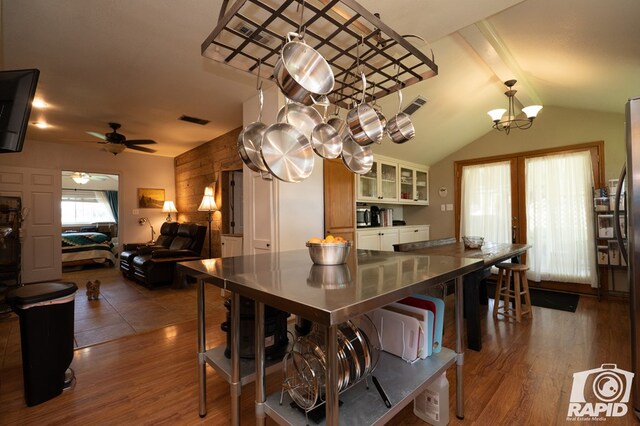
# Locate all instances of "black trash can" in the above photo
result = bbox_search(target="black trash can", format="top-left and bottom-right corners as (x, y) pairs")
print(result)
(6, 282), (78, 406)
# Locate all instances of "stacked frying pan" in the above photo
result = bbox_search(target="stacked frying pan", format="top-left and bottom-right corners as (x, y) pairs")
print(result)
(238, 32), (416, 183)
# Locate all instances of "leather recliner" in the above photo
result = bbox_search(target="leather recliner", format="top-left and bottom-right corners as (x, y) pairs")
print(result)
(131, 223), (207, 288)
(119, 222), (179, 278)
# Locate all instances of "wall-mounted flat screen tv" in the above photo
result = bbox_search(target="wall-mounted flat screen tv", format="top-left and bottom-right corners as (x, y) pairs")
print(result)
(0, 69), (40, 153)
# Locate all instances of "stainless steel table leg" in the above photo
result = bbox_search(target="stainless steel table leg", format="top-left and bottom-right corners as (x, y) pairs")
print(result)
(255, 301), (266, 426)
(231, 292), (241, 426)
(325, 324), (339, 425)
(455, 276), (465, 419)
(197, 278), (207, 417)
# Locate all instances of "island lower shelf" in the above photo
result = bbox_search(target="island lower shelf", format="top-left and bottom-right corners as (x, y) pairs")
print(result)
(265, 348), (456, 425)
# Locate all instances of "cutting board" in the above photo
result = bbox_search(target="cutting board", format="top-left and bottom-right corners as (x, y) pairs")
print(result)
(370, 308), (421, 363)
(400, 295), (445, 353)
(386, 302), (433, 358)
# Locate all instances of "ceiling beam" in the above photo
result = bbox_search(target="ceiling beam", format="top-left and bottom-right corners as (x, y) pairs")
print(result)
(459, 19), (541, 107)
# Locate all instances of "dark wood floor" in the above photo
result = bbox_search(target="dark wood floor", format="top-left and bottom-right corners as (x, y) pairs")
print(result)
(0, 276), (635, 425)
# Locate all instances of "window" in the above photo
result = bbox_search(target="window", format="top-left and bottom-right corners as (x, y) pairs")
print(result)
(61, 190), (116, 225)
(455, 142), (603, 289)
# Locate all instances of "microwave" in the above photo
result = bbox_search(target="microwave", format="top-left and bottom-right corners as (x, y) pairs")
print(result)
(356, 207), (371, 227)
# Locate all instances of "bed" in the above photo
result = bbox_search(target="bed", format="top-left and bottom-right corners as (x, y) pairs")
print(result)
(62, 231), (116, 267)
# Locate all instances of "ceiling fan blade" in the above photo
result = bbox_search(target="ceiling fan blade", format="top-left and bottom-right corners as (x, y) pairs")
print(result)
(127, 145), (157, 153)
(126, 139), (157, 145)
(86, 131), (107, 140)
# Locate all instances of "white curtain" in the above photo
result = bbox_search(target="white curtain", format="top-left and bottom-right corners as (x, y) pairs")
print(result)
(525, 151), (597, 286)
(461, 161), (512, 244)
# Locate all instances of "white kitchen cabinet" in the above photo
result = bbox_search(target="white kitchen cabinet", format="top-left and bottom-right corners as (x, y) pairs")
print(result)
(221, 235), (243, 257)
(357, 155), (428, 205)
(357, 227), (399, 251)
(356, 157), (398, 202)
(399, 225), (430, 244)
(399, 163), (429, 205)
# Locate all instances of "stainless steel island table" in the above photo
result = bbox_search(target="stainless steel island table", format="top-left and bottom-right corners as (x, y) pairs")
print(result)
(178, 249), (483, 425)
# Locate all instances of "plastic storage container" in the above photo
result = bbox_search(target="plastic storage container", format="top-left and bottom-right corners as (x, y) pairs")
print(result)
(6, 282), (78, 406)
(414, 372), (449, 425)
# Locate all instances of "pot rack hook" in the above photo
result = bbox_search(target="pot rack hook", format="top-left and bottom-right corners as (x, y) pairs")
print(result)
(255, 59), (263, 91)
(296, 0), (306, 38)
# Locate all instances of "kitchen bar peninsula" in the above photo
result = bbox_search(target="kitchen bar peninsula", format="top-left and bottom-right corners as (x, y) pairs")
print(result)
(178, 249), (483, 425)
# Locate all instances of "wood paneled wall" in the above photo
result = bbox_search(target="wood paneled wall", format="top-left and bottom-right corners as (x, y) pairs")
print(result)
(174, 127), (243, 258)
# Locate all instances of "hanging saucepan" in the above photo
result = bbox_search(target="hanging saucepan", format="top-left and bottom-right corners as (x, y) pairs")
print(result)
(346, 73), (384, 146)
(276, 99), (322, 142)
(261, 103), (314, 183)
(237, 87), (269, 173)
(386, 88), (415, 144)
(273, 32), (335, 106)
(341, 134), (373, 174)
(327, 89), (349, 140)
(311, 104), (342, 159)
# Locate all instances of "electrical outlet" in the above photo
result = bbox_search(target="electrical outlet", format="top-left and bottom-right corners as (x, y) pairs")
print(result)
(133, 209), (139, 215)
(446, 204), (453, 211)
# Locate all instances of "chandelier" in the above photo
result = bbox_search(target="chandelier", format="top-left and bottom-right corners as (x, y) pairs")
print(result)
(488, 80), (543, 134)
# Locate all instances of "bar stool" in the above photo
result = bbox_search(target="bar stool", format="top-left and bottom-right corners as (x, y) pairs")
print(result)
(493, 262), (533, 322)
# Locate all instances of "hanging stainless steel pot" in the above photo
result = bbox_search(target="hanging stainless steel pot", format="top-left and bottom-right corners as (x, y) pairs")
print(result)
(346, 73), (384, 146)
(273, 32), (335, 106)
(341, 134), (373, 174)
(276, 100), (322, 142)
(387, 89), (415, 144)
(237, 87), (269, 173)
(311, 104), (343, 159)
(260, 116), (314, 183)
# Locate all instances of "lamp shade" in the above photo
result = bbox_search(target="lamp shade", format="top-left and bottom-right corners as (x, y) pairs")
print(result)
(487, 108), (507, 122)
(162, 200), (178, 213)
(521, 105), (543, 119)
(198, 194), (218, 212)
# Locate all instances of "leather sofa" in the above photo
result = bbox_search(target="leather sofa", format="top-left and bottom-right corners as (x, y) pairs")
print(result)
(131, 223), (206, 288)
(119, 222), (179, 278)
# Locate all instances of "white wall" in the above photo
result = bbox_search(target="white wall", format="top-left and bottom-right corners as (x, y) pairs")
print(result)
(0, 138), (175, 246)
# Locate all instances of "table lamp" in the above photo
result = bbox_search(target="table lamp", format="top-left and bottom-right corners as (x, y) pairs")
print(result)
(162, 200), (178, 222)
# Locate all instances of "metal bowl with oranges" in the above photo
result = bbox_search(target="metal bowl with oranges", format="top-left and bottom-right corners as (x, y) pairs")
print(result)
(306, 235), (352, 265)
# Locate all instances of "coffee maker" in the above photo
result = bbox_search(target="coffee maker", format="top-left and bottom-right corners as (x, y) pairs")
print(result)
(370, 205), (381, 227)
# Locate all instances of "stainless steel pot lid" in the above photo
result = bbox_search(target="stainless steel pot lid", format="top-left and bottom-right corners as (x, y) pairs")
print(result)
(277, 102), (322, 142)
(341, 135), (373, 174)
(237, 122), (268, 173)
(261, 123), (314, 183)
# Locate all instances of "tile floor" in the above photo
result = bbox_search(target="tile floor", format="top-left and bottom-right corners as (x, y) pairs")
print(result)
(0, 264), (228, 367)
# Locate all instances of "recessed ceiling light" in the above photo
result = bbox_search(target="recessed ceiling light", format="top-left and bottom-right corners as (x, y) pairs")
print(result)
(32, 121), (50, 129)
(32, 98), (48, 108)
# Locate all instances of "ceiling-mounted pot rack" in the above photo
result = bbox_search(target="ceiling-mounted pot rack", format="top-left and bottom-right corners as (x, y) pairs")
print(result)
(201, 0), (438, 109)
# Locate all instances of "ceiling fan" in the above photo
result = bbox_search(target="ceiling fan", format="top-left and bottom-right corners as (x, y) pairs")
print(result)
(86, 122), (157, 155)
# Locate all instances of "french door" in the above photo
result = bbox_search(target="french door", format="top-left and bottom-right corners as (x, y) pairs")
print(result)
(454, 142), (603, 289)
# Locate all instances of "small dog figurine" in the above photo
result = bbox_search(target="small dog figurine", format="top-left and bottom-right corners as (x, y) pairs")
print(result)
(86, 280), (101, 300)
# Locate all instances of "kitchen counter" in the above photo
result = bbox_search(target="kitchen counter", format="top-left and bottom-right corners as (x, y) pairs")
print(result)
(178, 249), (483, 424)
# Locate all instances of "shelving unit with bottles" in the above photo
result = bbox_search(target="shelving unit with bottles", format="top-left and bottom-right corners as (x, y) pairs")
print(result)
(593, 181), (627, 297)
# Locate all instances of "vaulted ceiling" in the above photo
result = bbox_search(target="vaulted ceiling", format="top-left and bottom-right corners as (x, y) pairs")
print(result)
(3, 0), (640, 165)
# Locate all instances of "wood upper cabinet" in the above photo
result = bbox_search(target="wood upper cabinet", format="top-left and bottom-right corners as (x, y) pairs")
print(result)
(323, 159), (355, 243)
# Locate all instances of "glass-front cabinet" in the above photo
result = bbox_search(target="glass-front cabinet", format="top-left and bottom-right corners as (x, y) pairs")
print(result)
(400, 164), (429, 205)
(357, 159), (398, 202)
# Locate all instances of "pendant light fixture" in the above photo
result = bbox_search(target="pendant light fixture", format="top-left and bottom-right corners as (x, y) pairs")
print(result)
(488, 80), (543, 134)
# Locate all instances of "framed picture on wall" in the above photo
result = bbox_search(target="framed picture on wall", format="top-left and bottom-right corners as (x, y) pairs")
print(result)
(138, 188), (165, 208)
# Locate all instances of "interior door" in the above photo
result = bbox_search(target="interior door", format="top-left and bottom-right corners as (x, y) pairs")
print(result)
(0, 165), (61, 283)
